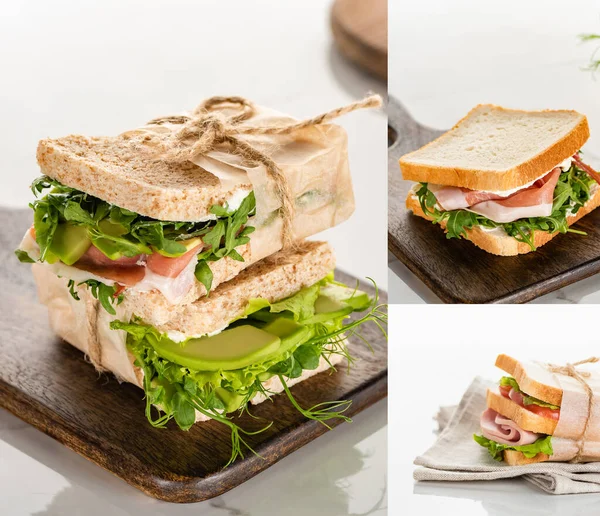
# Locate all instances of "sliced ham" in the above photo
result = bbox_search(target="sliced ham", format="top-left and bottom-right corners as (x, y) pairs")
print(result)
(428, 184), (503, 211)
(429, 168), (561, 223)
(480, 408), (541, 446)
(146, 245), (201, 278)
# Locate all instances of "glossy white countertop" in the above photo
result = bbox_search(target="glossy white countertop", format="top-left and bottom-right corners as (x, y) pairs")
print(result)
(388, 0), (600, 304)
(0, 1), (387, 514)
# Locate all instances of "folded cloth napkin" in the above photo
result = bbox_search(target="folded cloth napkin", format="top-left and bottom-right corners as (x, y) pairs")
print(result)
(414, 377), (600, 495)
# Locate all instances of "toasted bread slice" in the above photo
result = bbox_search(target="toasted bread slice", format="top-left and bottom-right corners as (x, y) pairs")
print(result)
(405, 185), (600, 256)
(37, 135), (252, 222)
(503, 449), (550, 465)
(495, 354), (562, 407)
(400, 104), (589, 191)
(486, 390), (558, 435)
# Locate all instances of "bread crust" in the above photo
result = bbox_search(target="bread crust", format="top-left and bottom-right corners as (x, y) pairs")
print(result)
(405, 185), (600, 256)
(486, 390), (558, 435)
(495, 354), (562, 406)
(400, 104), (589, 191)
(503, 449), (550, 465)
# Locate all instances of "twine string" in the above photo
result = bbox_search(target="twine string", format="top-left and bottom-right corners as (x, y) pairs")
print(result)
(547, 357), (600, 463)
(143, 94), (382, 248)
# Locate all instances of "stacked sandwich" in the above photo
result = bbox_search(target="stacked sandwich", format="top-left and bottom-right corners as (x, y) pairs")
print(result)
(16, 96), (384, 464)
(400, 105), (600, 255)
(475, 354), (600, 465)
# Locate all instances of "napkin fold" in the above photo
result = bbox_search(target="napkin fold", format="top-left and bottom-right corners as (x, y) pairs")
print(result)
(414, 377), (600, 494)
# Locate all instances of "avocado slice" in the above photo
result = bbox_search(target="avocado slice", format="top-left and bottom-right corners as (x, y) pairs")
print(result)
(319, 284), (371, 311)
(49, 223), (92, 265)
(154, 237), (202, 258)
(98, 219), (128, 237)
(150, 325), (282, 372)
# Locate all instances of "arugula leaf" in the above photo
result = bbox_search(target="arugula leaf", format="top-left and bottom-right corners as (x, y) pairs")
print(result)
(415, 164), (596, 251)
(194, 260), (213, 293)
(14, 249), (34, 263)
(77, 279), (123, 315)
(474, 434), (553, 461)
(24, 176), (256, 269)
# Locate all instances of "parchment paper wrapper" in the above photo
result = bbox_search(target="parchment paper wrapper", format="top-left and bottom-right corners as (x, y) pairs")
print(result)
(32, 263), (344, 423)
(125, 103), (355, 262)
(514, 359), (600, 462)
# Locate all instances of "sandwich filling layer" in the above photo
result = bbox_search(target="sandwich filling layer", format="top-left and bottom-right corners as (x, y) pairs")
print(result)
(110, 273), (386, 466)
(414, 154), (600, 250)
(474, 376), (560, 461)
(16, 176), (256, 310)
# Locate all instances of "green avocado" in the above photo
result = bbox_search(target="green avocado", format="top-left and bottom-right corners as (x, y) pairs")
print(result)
(319, 284), (371, 311)
(149, 318), (314, 372)
(150, 325), (282, 372)
(98, 219), (128, 237)
(49, 223), (92, 265)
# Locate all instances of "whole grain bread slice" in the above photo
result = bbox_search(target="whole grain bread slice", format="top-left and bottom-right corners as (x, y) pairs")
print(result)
(486, 390), (558, 435)
(37, 135), (252, 222)
(400, 105), (589, 191)
(405, 185), (600, 256)
(153, 240), (336, 335)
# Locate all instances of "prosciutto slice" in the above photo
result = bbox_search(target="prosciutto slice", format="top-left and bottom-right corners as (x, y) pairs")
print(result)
(480, 408), (541, 446)
(573, 154), (600, 185)
(429, 167), (562, 223)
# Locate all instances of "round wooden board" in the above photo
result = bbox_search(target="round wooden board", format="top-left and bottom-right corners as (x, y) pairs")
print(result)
(331, 0), (387, 80)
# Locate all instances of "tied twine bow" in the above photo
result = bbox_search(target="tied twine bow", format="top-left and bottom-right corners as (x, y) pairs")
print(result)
(547, 357), (600, 463)
(137, 94), (382, 249)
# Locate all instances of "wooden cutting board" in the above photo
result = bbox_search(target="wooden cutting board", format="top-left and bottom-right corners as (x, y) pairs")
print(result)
(388, 96), (600, 303)
(0, 207), (387, 503)
(331, 0), (387, 80)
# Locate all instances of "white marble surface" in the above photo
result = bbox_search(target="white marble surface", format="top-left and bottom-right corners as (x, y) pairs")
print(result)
(389, 304), (600, 515)
(0, 1), (387, 514)
(389, 0), (600, 304)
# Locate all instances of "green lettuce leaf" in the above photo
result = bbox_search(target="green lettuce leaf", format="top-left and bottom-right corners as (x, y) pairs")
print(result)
(474, 434), (553, 461)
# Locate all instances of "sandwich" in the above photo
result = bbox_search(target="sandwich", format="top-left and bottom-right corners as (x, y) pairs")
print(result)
(15, 97), (357, 323)
(15, 96), (385, 466)
(474, 354), (600, 465)
(33, 240), (385, 465)
(400, 105), (600, 256)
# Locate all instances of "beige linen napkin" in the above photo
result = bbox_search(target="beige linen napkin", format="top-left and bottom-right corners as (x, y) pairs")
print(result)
(413, 377), (600, 494)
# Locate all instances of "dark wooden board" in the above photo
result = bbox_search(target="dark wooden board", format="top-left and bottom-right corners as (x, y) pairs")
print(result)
(388, 96), (600, 303)
(330, 0), (387, 80)
(0, 207), (387, 503)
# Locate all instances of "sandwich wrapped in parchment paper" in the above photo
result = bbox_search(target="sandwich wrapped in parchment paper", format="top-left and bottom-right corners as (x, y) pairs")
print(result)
(16, 96), (380, 323)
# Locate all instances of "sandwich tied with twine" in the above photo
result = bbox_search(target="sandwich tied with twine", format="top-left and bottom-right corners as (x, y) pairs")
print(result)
(130, 94), (383, 249)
